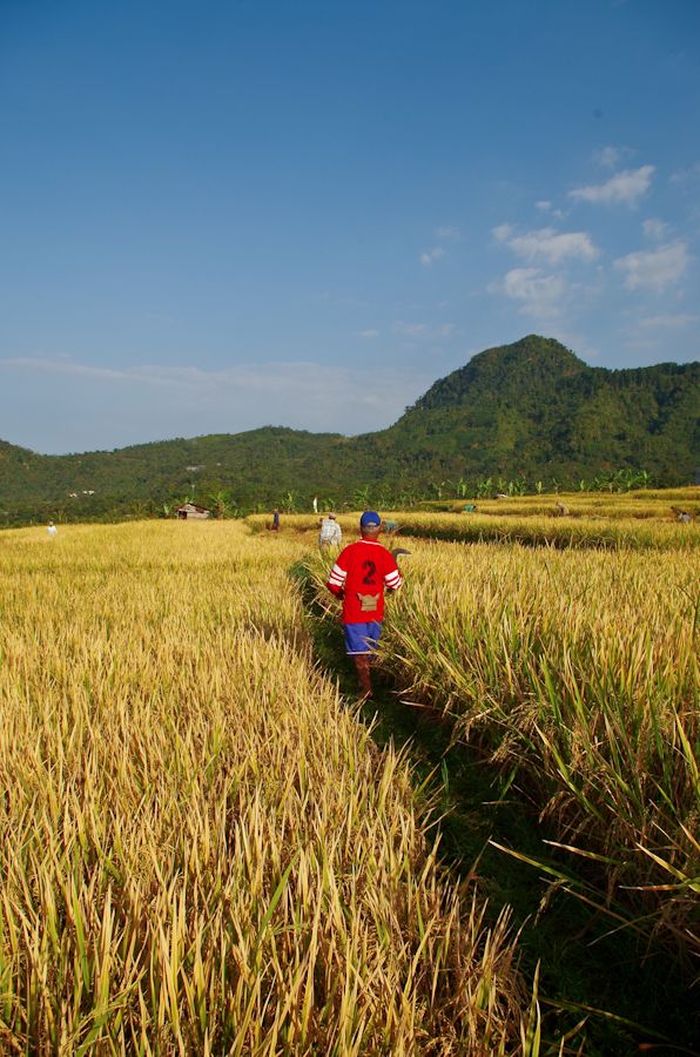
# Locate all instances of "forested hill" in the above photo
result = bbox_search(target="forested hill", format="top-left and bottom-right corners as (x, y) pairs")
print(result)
(364, 335), (699, 484)
(0, 335), (698, 522)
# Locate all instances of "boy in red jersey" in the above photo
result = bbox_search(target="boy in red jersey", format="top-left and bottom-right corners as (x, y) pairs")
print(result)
(326, 511), (403, 698)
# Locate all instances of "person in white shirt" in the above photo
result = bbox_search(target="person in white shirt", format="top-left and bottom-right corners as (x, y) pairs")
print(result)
(319, 513), (342, 549)
(47, 521), (57, 538)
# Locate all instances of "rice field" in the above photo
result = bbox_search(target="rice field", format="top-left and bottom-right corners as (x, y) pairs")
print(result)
(350, 512), (699, 550)
(305, 523), (700, 966)
(247, 495), (700, 550)
(0, 522), (525, 1056)
(435, 486), (700, 521)
(2, 502), (698, 1054)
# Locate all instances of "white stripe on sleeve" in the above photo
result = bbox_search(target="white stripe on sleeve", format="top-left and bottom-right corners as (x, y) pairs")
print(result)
(328, 564), (347, 586)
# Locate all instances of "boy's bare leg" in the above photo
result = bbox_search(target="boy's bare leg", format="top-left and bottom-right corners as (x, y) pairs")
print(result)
(353, 654), (372, 697)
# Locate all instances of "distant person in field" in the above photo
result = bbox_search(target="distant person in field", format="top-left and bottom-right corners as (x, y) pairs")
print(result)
(319, 512), (342, 550)
(47, 521), (57, 538)
(271, 508), (280, 531)
(326, 511), (403, 698)
(313, 495), (319, 514)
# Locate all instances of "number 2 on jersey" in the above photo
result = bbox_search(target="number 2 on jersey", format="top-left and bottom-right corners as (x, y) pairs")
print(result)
(362, 559), (377, 585)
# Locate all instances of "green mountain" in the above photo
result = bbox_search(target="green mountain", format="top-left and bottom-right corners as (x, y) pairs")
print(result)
(362, 335), (699, 485)
(1, 335), (698, 522)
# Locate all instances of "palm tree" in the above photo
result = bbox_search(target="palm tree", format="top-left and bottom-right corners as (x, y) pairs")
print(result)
(353, 485), (371, 509)
(209, 489), (234, 519)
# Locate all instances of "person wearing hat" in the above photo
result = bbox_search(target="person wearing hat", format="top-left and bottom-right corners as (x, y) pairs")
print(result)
(318, 512), (342, 550)
(325, 511), (403, 698)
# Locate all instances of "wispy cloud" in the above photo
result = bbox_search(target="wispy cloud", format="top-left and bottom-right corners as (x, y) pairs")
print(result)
(534, 200), (565, 219)
(358, 328), (380, 338)
(393, 321), (427, 337)
(492, 223), (513, 242)
(670, 161), (700, 186)
(642, 218), (668, 241)
(435, 225), (461, 240)
(493, 224), (598, 264)
(569, 164), (654, 206)
(593, 145), (633, 169)
(0, 356), (437, 447)
(419, 246), (445, 267)
(614, 241), (689, 292)
(0, 357), (143, 384)
(491, 268), (567, 320)
(392, 320), (457, 339)
(638, 313), (698, 328)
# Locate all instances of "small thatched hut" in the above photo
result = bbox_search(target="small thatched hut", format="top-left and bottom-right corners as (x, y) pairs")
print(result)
(176, 503), (211, 520)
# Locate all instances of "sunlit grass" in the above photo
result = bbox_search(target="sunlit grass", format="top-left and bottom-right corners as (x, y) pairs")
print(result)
(307, 536), (700, 962)
(432, 487), (700, 520)
(0, 521), (525, 1055)
(247, 504), (700, 550)
(376, 512), (699, 549)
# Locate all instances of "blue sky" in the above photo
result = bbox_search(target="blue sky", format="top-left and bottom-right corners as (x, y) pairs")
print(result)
(1, 0), (698, 453)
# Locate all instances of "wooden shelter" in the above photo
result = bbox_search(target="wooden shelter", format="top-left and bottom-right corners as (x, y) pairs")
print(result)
(176, 503), (211, 520)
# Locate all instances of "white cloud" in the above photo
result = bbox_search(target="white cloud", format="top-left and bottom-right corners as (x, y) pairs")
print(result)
(535, 199), (566, 220)
(358, 329), (380, 338)
(494, 268), (567, 319)
(569, 165), (654, 206)
(435, 225), (460, 240)
(593, 145), (633, 169)
(419, 246), (445, 267)
(642, 218), (668, 240)
(493, 223), (513, 242)
(535, 200), (565, 220)
(638, 313), (698, 328)
(614, 241), (689, 292)
(494, 222), (598, 264)
(497, 226), (599, 264)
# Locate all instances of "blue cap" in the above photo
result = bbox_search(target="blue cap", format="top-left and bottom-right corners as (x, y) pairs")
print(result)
(360, 511), (381, 529)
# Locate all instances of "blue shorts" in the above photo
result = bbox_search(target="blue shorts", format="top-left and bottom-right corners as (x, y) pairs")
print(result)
(344, 621), (382, 655)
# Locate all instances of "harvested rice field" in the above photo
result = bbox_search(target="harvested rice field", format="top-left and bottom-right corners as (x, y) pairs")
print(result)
(1, 499), (698, 1054)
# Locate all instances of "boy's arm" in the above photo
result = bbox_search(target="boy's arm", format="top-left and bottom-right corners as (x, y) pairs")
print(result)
(383, 553), (403, 593)
(326, 557), (348, 597)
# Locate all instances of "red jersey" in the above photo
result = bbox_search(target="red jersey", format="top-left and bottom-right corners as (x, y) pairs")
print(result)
(326, 538), (403, 624)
